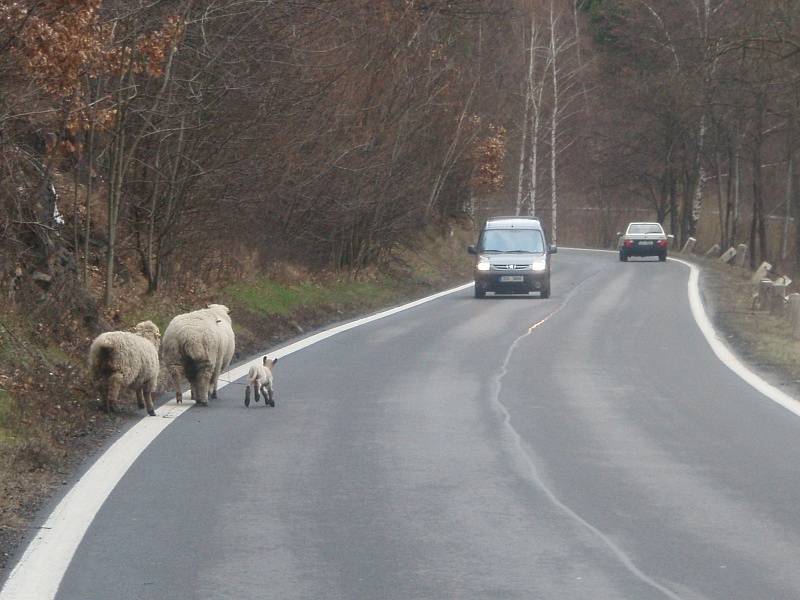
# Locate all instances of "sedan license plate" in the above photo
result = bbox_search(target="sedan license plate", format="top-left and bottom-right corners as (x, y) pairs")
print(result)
(638, 241), (653, 246)
(500, 275), (524, 282)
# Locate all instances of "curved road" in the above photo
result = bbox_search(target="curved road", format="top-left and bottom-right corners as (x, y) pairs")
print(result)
(9, 249), (800, 599)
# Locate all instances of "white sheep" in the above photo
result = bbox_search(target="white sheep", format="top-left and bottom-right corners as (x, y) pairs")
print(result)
(88, 321), (161, 416)
(161, 304), (235, 405)
(245, 356), (278, 407)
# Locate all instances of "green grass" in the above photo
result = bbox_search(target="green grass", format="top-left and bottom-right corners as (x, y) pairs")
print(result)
(126, 300), (178, 334)
(41, 343), (70, 365)
(0, 389), (17, 444)
(700, 258), (800, 381)
(0, 315), (73, 369)
(223, 277), (400, 317)
(224, 279), (310, 316)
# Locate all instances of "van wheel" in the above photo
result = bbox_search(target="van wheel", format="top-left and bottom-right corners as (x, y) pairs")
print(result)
(474, 285), (486, 299)
(540, 278), (550, 299)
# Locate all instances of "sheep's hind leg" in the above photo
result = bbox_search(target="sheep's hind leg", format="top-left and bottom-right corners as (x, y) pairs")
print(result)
(143, 385), (156, 416)
(194, 368), (213, 406)
(169, 367), (183, 404)
(106, 373), (123, 413)
(210, 366), (221, 400)
(136, 389), (145, 410)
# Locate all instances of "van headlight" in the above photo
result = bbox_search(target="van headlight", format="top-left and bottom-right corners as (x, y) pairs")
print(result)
(531, 259), (547, 271)
(476, 260), (491, 271)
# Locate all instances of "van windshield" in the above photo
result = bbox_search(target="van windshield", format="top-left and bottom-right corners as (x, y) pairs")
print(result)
(480, 229), (545, 253)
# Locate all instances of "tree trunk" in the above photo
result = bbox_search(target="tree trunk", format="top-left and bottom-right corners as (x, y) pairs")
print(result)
(669, 169), (678, 242)
(751, 129), (766, 269)
(105, 108), (126, 307)
(529, 110), (541, 216)
(83, 108), (95, 284)
(714, 150), (726, 250)
(782, 152), (794, 261)
(515, 14), (535, 216)
(732, 145), (740, 248)
(549, 0), (559, 245)
(689, 113), (707, 238)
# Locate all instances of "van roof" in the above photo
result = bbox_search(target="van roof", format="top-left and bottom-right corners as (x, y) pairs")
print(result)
(484, 216), (542, 230)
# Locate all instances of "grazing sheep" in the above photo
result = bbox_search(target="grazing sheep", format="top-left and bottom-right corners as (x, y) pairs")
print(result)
(245, 356), (278, 407)
(89, 321), (161, 416)
(161, 304), (235, 406)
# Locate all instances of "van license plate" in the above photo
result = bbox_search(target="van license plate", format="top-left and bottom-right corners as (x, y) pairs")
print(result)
(500, 276), (524, 282)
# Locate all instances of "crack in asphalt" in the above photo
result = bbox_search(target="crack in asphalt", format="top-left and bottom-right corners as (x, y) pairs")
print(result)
(490, 269), (687, 600)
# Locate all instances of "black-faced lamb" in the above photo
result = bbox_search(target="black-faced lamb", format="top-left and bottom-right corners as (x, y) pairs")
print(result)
(88, 320), (161, 416)
(244, 356), (277, 407)
(161, 304), (235, 405)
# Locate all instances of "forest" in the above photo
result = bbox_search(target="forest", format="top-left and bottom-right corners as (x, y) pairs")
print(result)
(4, 1), (800, 308)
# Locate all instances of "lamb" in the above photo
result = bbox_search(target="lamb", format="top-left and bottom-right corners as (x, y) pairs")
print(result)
(161, 304), (235, 406)
(245, 356), (278, 407)
(88, 321), (161, 416)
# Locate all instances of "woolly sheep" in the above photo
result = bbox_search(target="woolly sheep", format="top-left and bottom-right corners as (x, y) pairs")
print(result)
(88, 321), (161, 416)
(161, 304), (235, 405)
(245, 356), (278, 407)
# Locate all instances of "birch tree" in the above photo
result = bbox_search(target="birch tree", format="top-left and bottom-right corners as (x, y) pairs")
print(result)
(515, 8), (550, 217)
(546, 0), (579, 245)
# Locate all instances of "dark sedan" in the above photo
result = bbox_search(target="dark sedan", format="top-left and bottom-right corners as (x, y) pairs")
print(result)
(618, 222), (669, 262)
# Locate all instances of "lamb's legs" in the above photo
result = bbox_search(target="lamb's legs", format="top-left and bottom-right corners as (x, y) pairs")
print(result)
(253, 383), (261, 403)
(262, 383), (274, 407)
(136, 389), (145, 410)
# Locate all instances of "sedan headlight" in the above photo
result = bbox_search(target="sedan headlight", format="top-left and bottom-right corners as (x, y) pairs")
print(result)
(531, 259), (547, 272)
(476, 260), (491, 271)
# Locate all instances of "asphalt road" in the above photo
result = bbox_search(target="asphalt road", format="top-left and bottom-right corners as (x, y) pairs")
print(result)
(36, 250), (800, 598)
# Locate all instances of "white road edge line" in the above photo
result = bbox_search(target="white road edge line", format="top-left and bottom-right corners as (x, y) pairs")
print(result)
(564, 247), (800, 417)
(0, 282), (473, 600)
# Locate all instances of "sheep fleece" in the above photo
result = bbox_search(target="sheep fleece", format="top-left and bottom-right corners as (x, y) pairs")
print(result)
(89, 330), (160, 391)
(161, 304), (235, 399)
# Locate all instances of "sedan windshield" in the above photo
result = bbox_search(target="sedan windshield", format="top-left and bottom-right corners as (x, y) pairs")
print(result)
(481, 229), (545, 253)
(627, 224), (664, 235)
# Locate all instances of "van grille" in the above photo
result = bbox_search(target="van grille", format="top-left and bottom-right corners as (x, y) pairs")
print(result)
(494, 264), (529, 271)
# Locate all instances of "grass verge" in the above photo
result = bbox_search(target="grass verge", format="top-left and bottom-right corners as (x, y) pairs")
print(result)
(698, 256), (800, 384)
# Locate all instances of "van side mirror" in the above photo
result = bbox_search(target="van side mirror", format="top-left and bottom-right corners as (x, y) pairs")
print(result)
(467, 245), (477, 255)
(548, 245), (558, 254)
